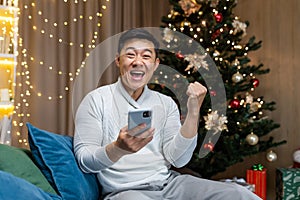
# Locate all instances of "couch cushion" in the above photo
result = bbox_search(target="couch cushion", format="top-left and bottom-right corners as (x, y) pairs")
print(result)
(27, 123), (101, 200)
(0, 171), (61, 200)
(0, 143), (57, 195)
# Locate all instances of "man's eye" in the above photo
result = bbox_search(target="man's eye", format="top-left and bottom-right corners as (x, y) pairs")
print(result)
(143, 55), (151, 59)
(126, 53), (135, 58)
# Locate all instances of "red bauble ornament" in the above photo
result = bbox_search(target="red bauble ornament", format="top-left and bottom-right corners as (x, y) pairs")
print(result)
(214, 13), (223, 23)
(252, 78), (260, 88)
(176, 52), (184, 59)
(204, 142), (214, 152)
(211, 29), (221, 40)
(229, 99), (241, 109)
(210, 90), (217, 96)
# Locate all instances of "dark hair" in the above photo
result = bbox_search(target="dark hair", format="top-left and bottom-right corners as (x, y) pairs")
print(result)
(118, 28), (160, 58)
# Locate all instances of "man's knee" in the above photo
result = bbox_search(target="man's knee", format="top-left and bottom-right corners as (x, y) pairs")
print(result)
(223, 184), (261, 200)
(105, 190), (153, 200)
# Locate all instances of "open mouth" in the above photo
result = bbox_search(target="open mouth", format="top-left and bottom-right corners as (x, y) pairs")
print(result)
(130, 71), (145, 80)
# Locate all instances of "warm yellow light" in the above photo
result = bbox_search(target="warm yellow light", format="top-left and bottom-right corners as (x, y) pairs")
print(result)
(14, 0), (111, 145)
(0, 103), (14, 117)
(0, 59), (16, 65)
(0, 16), (14, 21)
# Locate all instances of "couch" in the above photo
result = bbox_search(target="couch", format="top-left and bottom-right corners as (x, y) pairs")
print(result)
(0, 123), (101, 200)
(0, 123), (203, 200)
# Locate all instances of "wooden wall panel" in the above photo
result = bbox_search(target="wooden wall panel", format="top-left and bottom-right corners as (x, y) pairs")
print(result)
(213, 1), (300, 199)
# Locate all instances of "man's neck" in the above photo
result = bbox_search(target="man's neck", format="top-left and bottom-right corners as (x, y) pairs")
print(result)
(130, 87), (144, 101)
(120, 79), (145, 101)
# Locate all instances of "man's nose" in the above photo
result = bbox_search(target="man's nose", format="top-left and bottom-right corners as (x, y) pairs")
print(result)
(132, 55), (143, 66)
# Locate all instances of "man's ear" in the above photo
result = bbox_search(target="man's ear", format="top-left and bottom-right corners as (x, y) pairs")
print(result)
(154, 58), (160, 71)
(115, 54), (120, 67)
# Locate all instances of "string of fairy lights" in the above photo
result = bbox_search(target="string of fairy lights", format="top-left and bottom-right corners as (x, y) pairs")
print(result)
(163, 3), (263, 115)
(165, 2), (263, 110)
(10, 0), (110, 146)
(0, 0), (18, 145)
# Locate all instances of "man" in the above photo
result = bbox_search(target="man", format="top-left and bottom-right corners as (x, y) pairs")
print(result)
(74, 28), (261, 200)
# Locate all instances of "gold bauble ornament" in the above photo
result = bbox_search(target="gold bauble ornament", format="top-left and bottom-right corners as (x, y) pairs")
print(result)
(232, 72), (243, 83)
(266, 150), (277, 162)
(246, 133), (259, 145)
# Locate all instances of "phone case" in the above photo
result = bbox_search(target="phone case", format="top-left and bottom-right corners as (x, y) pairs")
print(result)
(128, 109), (152, 136)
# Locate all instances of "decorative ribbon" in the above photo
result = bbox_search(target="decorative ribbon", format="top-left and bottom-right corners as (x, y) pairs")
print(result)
(252, 164), (264, 171)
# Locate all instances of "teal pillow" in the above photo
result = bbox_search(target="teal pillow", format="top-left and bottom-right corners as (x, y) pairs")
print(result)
(27, 123), (101, 200)
(0, 144), (57, 195)
(0, 170), (61, 200)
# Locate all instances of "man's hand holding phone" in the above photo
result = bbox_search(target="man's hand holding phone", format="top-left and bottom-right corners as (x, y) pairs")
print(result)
(106, 124), (155, 162)
(108, 109), (155, 158)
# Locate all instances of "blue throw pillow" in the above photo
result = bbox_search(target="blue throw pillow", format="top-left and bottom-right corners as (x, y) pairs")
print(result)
(27, 123), (101, 200)
(0, 170), (61, 200)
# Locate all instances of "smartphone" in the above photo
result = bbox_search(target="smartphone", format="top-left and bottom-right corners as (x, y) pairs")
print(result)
(128, 108), (152, 136)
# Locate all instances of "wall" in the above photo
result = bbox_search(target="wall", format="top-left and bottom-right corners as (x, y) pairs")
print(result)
(214, 1), (300, 199)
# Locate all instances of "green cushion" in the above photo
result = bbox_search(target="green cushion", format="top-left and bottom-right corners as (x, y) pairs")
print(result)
(0, 144), (57, 195)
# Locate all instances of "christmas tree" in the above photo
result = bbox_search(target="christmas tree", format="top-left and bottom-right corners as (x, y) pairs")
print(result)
(149, 0), (286, 178)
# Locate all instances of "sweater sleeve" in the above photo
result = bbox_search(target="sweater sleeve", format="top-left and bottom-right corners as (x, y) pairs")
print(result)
(73, 92), (114, 173)
(161, 97), (197, 168)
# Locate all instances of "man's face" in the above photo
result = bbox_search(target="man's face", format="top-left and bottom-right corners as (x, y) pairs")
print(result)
(116, 38), (159, 97)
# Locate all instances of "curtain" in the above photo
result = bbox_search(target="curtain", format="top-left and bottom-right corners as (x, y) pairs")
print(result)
(12, 0), (170, 148)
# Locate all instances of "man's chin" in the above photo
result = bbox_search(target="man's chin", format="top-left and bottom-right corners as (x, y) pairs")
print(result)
(121, 77), (147, 90)
(129, 78), (146, 86)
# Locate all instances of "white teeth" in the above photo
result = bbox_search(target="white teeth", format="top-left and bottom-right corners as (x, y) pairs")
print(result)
(130, 71), (145, 76)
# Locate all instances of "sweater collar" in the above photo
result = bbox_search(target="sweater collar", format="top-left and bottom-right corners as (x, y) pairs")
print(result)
(116, 77), (150, 109)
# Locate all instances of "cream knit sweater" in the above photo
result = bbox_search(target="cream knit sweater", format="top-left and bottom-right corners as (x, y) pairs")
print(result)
(74, 78), (197, 195)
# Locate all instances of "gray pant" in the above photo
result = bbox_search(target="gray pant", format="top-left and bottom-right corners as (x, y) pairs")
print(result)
(104, 172), (262, 200)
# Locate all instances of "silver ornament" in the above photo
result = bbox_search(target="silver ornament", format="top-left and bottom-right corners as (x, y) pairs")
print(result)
(266, 150), (277, 162)
(232, 72), (243, 83)
(246, 133), (259, 145)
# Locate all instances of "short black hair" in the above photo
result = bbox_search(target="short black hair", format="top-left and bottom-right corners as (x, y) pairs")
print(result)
(118, 28), (160, 58)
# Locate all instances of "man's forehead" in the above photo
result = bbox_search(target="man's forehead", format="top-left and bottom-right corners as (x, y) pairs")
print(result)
(122, 38), (155, 50)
